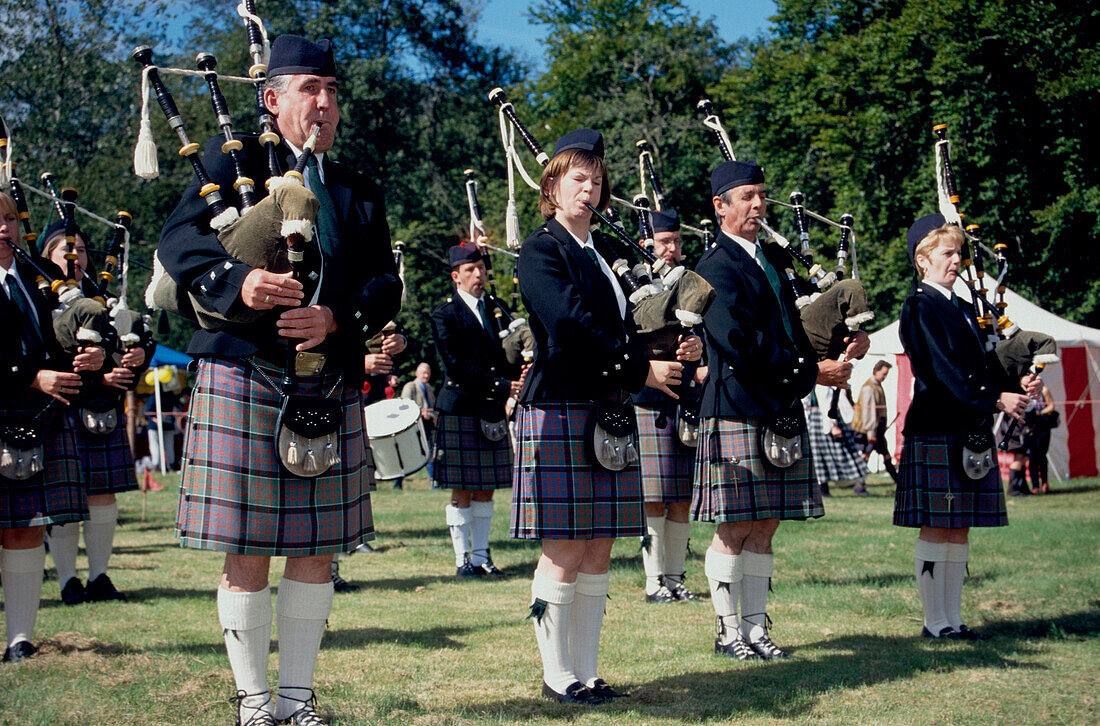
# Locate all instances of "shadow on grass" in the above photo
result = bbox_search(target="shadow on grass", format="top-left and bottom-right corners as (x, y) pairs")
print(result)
(450, 608), (1100, 721)
(327, 624), (485, 650)
(798, 572), (990, 588)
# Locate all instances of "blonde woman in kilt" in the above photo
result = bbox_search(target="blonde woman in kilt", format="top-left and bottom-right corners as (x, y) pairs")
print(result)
(632, 209), (701, 602)
(693, 161), (866, 661)
(430, 243), (523, 577)
(1, 192), (99, 662)
(158, 36), (402, 725)
(896, 216), (1038, 640)
(40, 222), (154, 604)
(511, 130), (696, 704)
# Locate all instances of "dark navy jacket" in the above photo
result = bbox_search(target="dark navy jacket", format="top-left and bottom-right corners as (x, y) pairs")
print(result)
(516, 218), (649, 403)
(695, 231), (818, 418)
(1, 258), (67, 416)
(900, 284), (1012, 436)
(430, 293), (521, 415)
(158, 134), (402, 386)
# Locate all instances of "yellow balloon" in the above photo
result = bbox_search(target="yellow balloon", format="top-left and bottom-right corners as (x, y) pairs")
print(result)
(158, 366), (173, 383)
(143, 369), (156, 387)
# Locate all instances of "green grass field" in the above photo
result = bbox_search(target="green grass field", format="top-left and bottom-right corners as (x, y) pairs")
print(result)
(4, 474), (1099, 725)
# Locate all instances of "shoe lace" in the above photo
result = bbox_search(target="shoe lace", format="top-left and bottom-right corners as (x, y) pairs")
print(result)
(278, 689), (324, 726)
(231, 690), (275, 726)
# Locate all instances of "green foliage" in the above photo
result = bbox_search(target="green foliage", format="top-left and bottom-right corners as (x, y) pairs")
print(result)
(714, 0), (1100, 326)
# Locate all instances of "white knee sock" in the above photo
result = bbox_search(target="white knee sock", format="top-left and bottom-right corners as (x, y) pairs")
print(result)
(663, 520), (691, 587)
(217, 586), (274, 722)
(445, 504), (472, 567)
(531, 573), (577, 693)
(47, 521), (80, 584)
(704, 547), (741, 644)
(944, 543), (970, 631)
(2, 545), (46, 648)
(914, 539), (950, 635)
(84, 502), (118, 580)
(641, 515), (665, 595)
(275, 578), (334, 720)
(740, 551), (774, 643)
(469, 500), (494, 567)
(570, 572), (609, 687)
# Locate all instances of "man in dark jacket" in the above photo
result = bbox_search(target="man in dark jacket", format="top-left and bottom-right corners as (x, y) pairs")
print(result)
(693, 160), (865, 661)
(430, 244), (522, 577)
(158, 35), (401, 726)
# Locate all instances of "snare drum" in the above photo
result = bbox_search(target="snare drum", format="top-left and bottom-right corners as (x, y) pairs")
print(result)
(364, 398), (431, 480)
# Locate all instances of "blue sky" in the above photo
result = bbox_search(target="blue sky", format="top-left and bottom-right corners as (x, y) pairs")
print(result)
(473, 1), (778, 65)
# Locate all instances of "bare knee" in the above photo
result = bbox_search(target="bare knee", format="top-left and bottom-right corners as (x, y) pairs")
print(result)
(284, 555), (334, 584)
(744, 519), (780, 554)
(1, 525), (46, 549)
(471, 491), (493, 503)
(87, 493), (116, 507)
(451, 490), (472, 508)
(666, 501), (691, 523)
(221, 553), (271, 592)
(712, 522), (751, 554)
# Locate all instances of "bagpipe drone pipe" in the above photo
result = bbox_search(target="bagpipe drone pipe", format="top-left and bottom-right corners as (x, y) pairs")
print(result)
(695, 99), (874, 419)
(928, 124), (1060, 446)
(462, 168), (535, 367)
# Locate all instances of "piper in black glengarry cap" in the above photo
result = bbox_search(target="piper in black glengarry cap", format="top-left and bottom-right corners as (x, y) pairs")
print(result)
(691, 158), (865, 661)
(511, 129), (697, 705)
(893, 215), (1039, 642)
(429, 242), (523, 578)
(630, 205), (700, 604)
(158, 32), (402, 726)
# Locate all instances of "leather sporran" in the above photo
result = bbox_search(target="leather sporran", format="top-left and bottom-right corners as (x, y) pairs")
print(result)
(585, 400), (639, 472)
(78, 390), (120, 435)
(0, 423), (45, 481)
(959, 428), (995, 481)
(479, 402), (508, 443)
(275, 395), (343, 478)
(760, 409), (805, 469)
(676, 404), (700, 448)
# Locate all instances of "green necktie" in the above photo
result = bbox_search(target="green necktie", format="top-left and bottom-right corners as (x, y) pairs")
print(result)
(583, 245), (601, 269)
(5, 276), (44, 356)
(754, 243), (795, 341)
(476, 297), (492, 332)
(304, 154), (339, 260)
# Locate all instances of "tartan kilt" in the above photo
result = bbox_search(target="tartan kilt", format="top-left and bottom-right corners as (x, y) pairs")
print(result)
(510, 401), (644, 540)
(66, 406), (138, 495)
(176, 357), (374, 556)
(692, 416), (824, 523)
(805, 406), (870, 485)
(894, 435), (1007, 529)
(635, 404), (694, 503)
(1, 403), (86, 529)
(431, 411), (513, 490)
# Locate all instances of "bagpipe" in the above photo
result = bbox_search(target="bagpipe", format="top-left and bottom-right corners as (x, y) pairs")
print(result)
(130, 7), (348, 478)
(695, 100), (874, 422)
(927, 124), (1060, 449)
(134, 46), (319, 334)
(488, 88), (716, 447)
(462, 168), (534, 367)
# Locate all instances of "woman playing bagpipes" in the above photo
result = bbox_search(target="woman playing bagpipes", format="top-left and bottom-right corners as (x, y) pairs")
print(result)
(510, 129), (699, 704)
(0, 191), (104, 662)
(39, 220), (153, 605)
(895, 214), (1039, 640)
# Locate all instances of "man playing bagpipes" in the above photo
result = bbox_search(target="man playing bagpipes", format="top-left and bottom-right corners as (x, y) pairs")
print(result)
(430, 243), (523, 578)
(156, 35), (401, 726)
(631, 208), (703, 603)
(692, 161), (868, 660)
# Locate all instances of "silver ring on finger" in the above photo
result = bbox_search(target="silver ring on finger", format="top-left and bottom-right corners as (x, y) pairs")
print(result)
(265, 294), (270, 303)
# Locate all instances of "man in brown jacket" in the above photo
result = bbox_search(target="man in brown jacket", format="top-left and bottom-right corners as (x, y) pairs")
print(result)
(854, 360), (897, 481)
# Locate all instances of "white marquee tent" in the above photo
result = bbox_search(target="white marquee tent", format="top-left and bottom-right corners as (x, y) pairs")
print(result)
(849, 287), (1100, 481)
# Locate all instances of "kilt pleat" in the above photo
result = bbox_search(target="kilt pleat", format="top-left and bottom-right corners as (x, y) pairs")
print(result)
(804, 404), (870, 485)
(893, 435), (1007, 529)
(692, 416), (824, 523)
(510, 401), (644, 540)
(635, 404), (694, 502)
(67, 407), (138, 495)
(432, 412), (513, 490)
(176, 357), (374, 556)
(1, 409), (86, 529)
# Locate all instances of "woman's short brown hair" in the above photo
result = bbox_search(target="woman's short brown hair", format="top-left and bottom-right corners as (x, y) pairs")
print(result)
(538, 148), (610, 220)
(913, 224), (964, 278)
(40, 227), (97, 278)
(0, 191), (17, 220)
